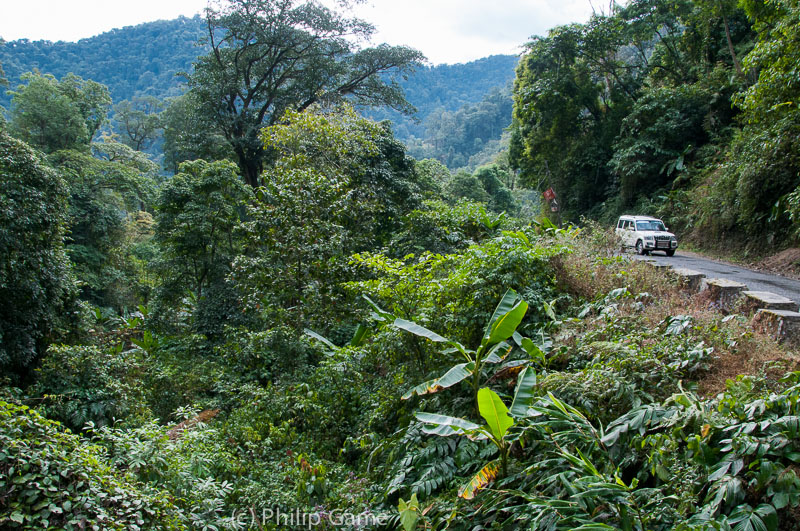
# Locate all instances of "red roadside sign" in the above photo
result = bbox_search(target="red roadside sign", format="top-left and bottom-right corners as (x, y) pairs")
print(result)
(543, 187), (556, 201)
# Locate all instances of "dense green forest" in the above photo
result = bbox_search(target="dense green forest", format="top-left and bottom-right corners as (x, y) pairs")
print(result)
(509, 0), (800, 253)
(0, 16), (207, 107)
(2, 0), (800, 529)
(402, 84), (515, 170)
(0, 20), (517, 168)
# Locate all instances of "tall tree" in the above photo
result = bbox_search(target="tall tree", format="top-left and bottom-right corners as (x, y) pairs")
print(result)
(161, 92), (233, 173)
(113, 96), (164, 151)
(0, 131), (77, 378)
(49, 139), (159, 309)
(154, 159), (252, 335)
(187, 0), (424, 187)
(8, 72), (111, 153)
(0, 40), (6, 128)
(233, 105), (425, 330)
(510, 21), (634, 214)
(0, 38), (6, 88)
(59, 73), (112, 142)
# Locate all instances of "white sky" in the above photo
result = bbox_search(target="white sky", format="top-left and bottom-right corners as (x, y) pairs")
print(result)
(0, 0), (597, 65)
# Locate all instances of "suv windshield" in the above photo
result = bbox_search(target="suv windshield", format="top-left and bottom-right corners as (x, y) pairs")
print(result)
(636, 220), (666, 231)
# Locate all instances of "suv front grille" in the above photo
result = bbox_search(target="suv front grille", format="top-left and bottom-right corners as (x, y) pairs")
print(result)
(655, 235), (672, 248)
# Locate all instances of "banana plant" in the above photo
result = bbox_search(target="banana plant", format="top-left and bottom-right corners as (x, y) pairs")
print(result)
(304, 323), (369, 356)
(415, 369), (538, 499)
(366, 288), (530, 412)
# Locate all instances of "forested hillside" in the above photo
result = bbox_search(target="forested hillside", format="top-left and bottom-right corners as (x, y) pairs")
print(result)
(0, 16), (207, 108)
(2, 0), (800, 529)
(368, 55), (517, 139)
(369, 55), (518, 170)
(0, 21), (517, 167)
(509, 0), (800, 254)
(404, 84), (514, 169)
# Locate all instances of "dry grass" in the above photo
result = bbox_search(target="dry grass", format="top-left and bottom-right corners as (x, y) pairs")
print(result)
(755, 247), (800, 280)
(554, 225), (800, 397)
(552, 225), (681, 301)
(167, 409), (221, 440)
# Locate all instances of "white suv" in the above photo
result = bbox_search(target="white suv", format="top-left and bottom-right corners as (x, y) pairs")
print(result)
(615, 215), (678, 256)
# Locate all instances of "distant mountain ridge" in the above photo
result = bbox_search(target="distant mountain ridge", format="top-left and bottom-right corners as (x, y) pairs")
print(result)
(368, 54), (519, 140)
(0, 16), (208, 109)
(0, 16), (518, 161)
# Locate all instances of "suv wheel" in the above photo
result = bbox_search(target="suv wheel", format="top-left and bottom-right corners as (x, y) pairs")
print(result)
(665, 250), (675, 257)
(636, 240), (648, 255)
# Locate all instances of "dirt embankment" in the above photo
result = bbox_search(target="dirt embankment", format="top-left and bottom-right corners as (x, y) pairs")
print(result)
(754, 248), (800, 280)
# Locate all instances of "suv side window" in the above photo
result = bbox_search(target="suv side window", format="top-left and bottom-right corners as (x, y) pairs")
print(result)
(617, 219), (624, 229)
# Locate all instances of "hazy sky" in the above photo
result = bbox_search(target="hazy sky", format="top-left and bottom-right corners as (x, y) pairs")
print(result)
(0, 0), (597, 64)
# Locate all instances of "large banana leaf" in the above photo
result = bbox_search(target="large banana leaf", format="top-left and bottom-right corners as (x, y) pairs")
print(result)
(304, 328), (337, 353)
(458, 460), (501, 499)
(484, 289), (521, 340)
(520, 337), (546, 364)
(402, 362), (475, 399)
(486, 299), (529, 346)
(484, 341), (512, 364)
(415, 412), (485, 439)
(393, 317), (450, 343)
(362, 294), (394, 322)
(509, 367), (538, 418)
(478, 388), (514, 441)
(349, 324), (368, 347)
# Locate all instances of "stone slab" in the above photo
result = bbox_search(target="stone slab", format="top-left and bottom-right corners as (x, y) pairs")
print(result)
(705, 278), (748, 289)
(753, 309), (800, 345)
(742, 291), (799, 312)
(670, 267), (706, 292)
(702, 278), (747, 309)
(757, 309), (800, 321)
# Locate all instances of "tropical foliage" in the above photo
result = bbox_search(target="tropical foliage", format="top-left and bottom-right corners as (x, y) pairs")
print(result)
(3, 1), (800, 529)
(510, 0), (800, 251)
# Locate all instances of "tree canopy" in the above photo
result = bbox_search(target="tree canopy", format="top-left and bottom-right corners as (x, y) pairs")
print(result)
(0, 131), (76, 376)
(187, 0), (425, 187)
(8, 72), (111, 153)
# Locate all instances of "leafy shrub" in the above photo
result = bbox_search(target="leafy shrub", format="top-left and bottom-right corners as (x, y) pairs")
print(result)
(0, 401), (181, 530)
(90, 415), (244, 530)
(388, 199), (509, 257)
(30, 344), (150, 431)
(552, 228), (678, 302)
(350, 230), (566, 350)
(217, 326), (321, 385)
(140, 334), (228, 421)
(153, 159), (251, 337)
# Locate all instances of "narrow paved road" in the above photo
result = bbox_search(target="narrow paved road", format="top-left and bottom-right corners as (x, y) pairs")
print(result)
(632, 250), (800, 305)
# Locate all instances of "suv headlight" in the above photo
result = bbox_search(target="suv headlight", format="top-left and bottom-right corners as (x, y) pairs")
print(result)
(644, 236), (654, 240)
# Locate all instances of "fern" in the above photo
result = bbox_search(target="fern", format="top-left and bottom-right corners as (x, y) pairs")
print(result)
(372, 423), (464, 500)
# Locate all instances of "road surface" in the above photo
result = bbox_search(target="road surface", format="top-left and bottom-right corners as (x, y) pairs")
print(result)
(632, 250), (800, 305)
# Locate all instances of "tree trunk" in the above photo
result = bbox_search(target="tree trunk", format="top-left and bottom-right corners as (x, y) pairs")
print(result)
(242, 161), (262, 189)
(234, 146), (263, 188)
(719, 1), (744, 77)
